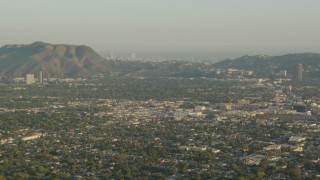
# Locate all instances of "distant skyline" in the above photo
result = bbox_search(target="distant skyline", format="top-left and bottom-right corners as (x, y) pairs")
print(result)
(1, 0), (320, 57)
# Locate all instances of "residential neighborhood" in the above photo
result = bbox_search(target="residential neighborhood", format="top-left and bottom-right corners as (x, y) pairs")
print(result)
(0, 73), (320, 179)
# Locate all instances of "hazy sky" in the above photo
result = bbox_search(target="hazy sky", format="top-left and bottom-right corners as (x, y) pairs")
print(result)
(1, 0), (320, 56)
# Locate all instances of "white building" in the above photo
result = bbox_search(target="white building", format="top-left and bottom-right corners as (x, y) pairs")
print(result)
(289, 136), (306, 143)
(21, 132), (43, 141)
(26, 74), (35, 84)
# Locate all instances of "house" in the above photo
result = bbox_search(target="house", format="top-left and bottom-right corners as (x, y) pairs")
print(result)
(263, 144), (282, 151)
(242, 154), (266, 166)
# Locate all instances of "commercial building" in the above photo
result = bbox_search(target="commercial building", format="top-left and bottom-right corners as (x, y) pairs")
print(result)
(238, 99), (250, 105)
(38, 71), (44, 84)
(292, 104), (306, 112)
(298, 63), (303, 81)
(21, 133), (43, 141)
(26, 74), (35, 84)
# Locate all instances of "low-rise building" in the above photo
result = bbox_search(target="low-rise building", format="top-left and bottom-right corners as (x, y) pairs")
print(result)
(242, 154), (266, 166)
(21, 132), (43, 141)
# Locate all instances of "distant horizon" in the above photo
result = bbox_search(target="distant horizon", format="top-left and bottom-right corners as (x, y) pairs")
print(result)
(1, 0), (320, 60)
(1, 41), (319, 61)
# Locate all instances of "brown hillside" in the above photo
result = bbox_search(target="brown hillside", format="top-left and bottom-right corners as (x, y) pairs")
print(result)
(0, 41), (106, 77)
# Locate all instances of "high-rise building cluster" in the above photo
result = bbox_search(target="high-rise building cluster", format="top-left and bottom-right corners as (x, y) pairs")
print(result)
(26, 71), (44, 85)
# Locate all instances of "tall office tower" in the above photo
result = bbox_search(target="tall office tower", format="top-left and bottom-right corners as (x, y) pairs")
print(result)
(298, 63), (303, 81)
(38, 71), (43, 84)
(26, 74), (35, 85)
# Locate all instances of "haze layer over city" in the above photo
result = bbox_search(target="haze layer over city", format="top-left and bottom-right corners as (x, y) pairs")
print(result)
(1, 0), (320, 59)
(1, 0), (320, 179)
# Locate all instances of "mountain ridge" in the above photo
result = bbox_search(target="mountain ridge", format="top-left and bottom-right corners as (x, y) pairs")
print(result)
(0, 42), (106, 77)
(1, 42), (320, 79)
(213, 52), (320, 78)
